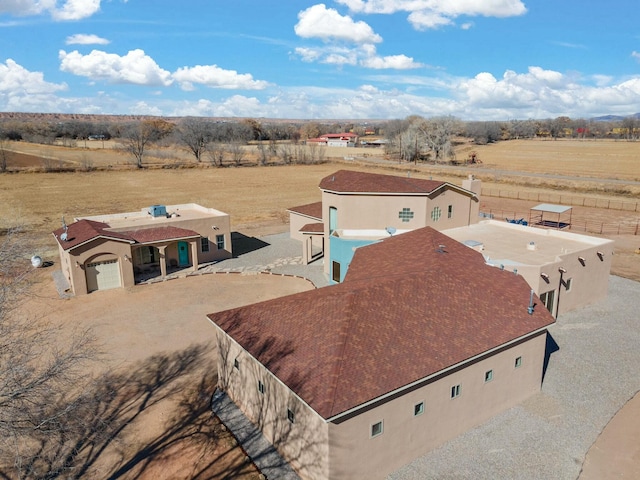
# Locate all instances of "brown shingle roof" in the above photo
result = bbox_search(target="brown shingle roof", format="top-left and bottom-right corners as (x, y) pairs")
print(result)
(122, 226), (199, 243)
(287, 201), (323, 221)
(319, 170), (446, 194)
(52, 219), (133, 250)
(208, 227), (554, 420)
(299, 222), (324, 233)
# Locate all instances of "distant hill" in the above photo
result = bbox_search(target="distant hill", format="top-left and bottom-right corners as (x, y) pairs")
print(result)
(591, 113), (640, 122)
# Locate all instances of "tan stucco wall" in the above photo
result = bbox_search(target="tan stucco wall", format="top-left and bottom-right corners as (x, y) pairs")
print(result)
(289, 212), (319, 241)
(215, 328), (330, 480)
(62, 238), (134, 295)
(321, 187), (477, 274)
(327, 332), (548, 479)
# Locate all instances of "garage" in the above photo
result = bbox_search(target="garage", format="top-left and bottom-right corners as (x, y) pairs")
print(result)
(86, 259), (121, 292)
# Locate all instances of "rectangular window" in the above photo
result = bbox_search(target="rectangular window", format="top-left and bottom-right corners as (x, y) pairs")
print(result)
(515, 356), (523, 368)
(287, 409), (295, 424)
(448, 205), (453, 219)
(332, 261), (341, 283)
(414, 401), (425, 416)
(258, 380), (265, 394)
(216, 234), (225, 250)
(485, 370), (493, 382)
(370, 421), (383, 438)
(201, 237), (210, 252)
(451, 384), (461, 399)
(233, 358), (239, 370)
(540, 290), (555, 314)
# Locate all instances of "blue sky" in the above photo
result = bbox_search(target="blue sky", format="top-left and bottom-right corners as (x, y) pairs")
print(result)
(1, 0), (639, 120)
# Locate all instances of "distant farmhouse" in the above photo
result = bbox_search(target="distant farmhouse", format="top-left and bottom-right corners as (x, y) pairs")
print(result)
(53, 204), (231, 295)
(305, 132), (359, 147)
(208, 226), (556, 480)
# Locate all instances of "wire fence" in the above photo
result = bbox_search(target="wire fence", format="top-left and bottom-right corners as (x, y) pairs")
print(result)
(481, 188), (639, 212)
(481, 210), (640, 236)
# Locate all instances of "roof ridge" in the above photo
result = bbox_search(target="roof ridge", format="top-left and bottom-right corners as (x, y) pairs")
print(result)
(325, 289), (361, 417)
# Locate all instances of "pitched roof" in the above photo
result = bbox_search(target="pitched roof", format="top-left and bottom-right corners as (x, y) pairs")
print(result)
(319, 170), (446, 194)
(122, 226), (199, 244)
(52, 219), (133, 250)
(208, 227), (554, 420)
(287, 201), (323, 221)
(299, 222), (324, 233)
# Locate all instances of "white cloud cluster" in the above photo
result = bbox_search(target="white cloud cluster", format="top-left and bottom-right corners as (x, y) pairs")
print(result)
(59, 49), (173, 86)
(294, 4), (422, 70)
(336, 0), (527, 30)
(0, 58), (68, 112)
(57, 49), (269, 90)
(0, 0), (101, 21)
(66, 34), (110, 45)
(173, 65), (269, 91)
(295, 4), (382, 43)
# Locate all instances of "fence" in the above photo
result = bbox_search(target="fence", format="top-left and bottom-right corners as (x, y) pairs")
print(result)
(481, 210), (640, 236)
(481, 188), (639, 212)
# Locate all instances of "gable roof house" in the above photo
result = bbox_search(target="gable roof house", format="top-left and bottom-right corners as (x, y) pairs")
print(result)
(208, 227), (555, 480)
(288, 170), (481, 277)
(53, 203), (231, 295)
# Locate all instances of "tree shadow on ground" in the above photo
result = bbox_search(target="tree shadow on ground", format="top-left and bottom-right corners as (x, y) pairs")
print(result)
(0, 344), (259, 480)
(231, 232), (270, 257)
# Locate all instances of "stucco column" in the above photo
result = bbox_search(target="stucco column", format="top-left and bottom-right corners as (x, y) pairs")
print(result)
(190, 240), (199, 272)
(158, 245), (167, 278)
(302, 236), (310, 265)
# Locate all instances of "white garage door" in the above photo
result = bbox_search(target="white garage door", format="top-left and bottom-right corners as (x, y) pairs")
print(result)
(86, 259), (121, 292)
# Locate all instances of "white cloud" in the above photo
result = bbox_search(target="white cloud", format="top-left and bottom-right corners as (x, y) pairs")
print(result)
(59, 49), (173, 86)
(66, 33), (110, 45)
(0, 58), (69, 112)
(295, 4), (382, 43)
(295, 43), (422, 69)
(172, 65), (269, 91)
(336, 0), (527, 30)
(0, 0), (101, 20)
(632, 51), (640, 62)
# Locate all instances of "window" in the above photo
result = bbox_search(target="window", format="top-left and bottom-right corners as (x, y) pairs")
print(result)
(329, 207), (337, 234)
(515, 356), (523, 368)
(332, 261), (341, 283)
(451, 384), (461, 398)
(201, 237), (210, 252)
(258, 380), (265, 394)
(485, 370), (493, 382)
(216, 234), (225, 250)
(233, 358), (239, 370)
(287, 409), (295, 424)
(135, 246), (157, 265)
(447, 205), (453, 219)
(370, 421), (383, 438)
(414, 401), (425, 416)
(540, 290), (555, 314)
(398, 207), (415, 222)
(431, 206), (442, 222)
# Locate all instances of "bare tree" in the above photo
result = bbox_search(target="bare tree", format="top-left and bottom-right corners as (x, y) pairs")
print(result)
(0, 136), (9, 172)
(228, 141), (246, 166)
(0, 227), (98, 479)
(418, 116), (460, 162)
(206, 142), (227, 167)
(178, 117), (212, 162)
(120, 120), (172, 168)
(621, 116), (638, 141)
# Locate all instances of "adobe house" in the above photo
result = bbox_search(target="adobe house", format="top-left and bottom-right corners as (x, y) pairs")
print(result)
(287, 170), (481, 276)
(442, 220), (614, 316)
(208, 227), (555, 480)
(53, 203), (231, 295)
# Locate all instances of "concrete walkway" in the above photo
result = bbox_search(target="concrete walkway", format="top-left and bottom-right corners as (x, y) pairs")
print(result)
(212, 389), (301, 480)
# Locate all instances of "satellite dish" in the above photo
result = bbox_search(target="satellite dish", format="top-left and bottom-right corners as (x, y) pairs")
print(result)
(385, 226), (396, 236)
(60, 232), (68, 242)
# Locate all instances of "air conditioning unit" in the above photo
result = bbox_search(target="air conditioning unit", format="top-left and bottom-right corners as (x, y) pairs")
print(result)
(149, 205), (167, 217)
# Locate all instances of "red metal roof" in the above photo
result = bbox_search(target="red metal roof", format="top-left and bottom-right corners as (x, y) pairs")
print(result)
(208, 227), (554, 420)
(319, 170), (446, 194)
(288, 201), (323, 221)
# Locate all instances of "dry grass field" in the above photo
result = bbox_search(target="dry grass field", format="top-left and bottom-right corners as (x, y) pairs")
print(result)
(1, 138), (638, 478)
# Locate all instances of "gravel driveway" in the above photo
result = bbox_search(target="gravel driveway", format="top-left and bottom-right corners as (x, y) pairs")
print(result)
(389, 275), (640, 480)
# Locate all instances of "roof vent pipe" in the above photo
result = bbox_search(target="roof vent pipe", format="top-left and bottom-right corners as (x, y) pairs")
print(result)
(528, 289), (535, 315)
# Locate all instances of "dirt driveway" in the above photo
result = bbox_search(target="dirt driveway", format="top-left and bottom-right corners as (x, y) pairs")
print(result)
(26, 269), (314, 479)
